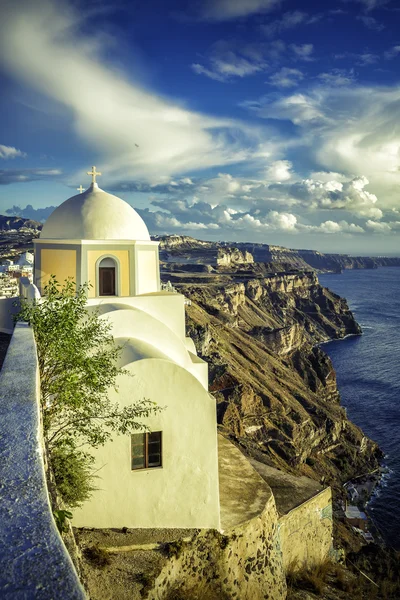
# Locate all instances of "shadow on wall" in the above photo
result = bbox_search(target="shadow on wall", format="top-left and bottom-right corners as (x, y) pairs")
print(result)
(0, 296), (18, 334)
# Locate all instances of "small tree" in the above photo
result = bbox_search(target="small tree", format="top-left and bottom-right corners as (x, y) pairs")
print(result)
(16, 276), (158, 506)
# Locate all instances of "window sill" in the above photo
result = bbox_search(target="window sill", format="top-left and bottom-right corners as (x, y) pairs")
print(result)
(131, 466), (163, 472)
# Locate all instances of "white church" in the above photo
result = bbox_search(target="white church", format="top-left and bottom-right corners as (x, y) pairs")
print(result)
(31, 168), (221, 530)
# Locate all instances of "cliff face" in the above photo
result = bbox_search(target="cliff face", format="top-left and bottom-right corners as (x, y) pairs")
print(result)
(0, 215), (41, 232)
(155, 235), (400, 272)
(175, 271), (381, 488)
(158, 235), (255, 268)
(216, 247), (254, 266)
(235, 242), (400, 272)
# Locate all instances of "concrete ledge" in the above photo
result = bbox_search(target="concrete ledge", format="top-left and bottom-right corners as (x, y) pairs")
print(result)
(0, 323), (86, 599)
(218, 434), (273, 530)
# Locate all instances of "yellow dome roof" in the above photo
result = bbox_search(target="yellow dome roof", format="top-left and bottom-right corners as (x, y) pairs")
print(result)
(40, 183), (150, 241)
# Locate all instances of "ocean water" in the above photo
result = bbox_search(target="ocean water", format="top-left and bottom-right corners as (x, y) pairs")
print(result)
(319, 267), (400, 550)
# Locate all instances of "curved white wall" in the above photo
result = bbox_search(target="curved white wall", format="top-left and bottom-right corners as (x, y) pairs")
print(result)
(72, 358), (220, 529)
(99, 306), (191, 369)
(115, 337), (173, 367)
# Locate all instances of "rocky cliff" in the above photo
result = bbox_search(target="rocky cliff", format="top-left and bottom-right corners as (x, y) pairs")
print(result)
(0, 215), (41, 232)
(166, 269), (382, 493)
(155, 235), (400, 273)
(235, 242), (400, 272)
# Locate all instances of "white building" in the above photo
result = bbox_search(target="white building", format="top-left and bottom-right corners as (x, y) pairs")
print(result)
(32, 172), (221, 530)
(17, 251), (34, 268)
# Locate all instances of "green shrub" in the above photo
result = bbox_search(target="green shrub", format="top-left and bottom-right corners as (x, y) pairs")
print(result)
(53, 509), (73, 534)
(51, 445), (97, 508)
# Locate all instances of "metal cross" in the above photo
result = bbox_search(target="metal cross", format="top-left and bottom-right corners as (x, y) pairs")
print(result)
(77, 185), (84, 194)
(87, 166), (102, 184)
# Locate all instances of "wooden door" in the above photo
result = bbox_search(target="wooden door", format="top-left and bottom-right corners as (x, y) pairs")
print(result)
(99, 267), (116, 296)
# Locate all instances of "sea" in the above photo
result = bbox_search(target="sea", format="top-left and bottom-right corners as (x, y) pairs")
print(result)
(318, 267), (400, 550)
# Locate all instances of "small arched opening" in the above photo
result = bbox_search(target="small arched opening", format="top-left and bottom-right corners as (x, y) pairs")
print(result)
(98, 257), (117, 296)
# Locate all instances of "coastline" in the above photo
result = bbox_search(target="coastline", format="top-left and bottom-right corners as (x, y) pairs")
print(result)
(317, 331), (361, 348)
(315, 310), (389, 547)
(343, 467), (390, 545)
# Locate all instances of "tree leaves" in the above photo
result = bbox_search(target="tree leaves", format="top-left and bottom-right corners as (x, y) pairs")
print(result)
(16, 276), (158, 452)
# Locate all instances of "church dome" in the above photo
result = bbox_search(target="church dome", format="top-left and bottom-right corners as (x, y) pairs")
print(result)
(40, 183), (150, 241)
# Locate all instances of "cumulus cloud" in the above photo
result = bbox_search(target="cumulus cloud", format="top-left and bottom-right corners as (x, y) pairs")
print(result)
(312, 220), (364, 234)
(366, 219), (400, 232)
(6, 166), (380, 240)
(0, 145), (27, 159)
(198, 0), (281, 21)
(240, 83), (400, 211)
(109, 168), (388, 242)
(141, 189), (370, 239)
(268, 68), (304, 88)
(216, 208), (298, 232)
(0, 0), (265, 184)
(273, 176), (382, 219)
(265, 160), (293, 181)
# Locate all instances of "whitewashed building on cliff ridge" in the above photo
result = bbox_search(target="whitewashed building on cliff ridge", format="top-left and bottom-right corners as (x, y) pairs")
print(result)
(31, 168), (221, 529)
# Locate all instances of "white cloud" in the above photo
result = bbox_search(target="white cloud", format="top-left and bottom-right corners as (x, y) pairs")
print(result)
(356, 53), (379, 66)
(261, 174), (382, 221)
(366, 220), (400, 232)
(0, 0), (265, 184)
(245, 93), (326, 124)
(384, 46), (400, 60)
(267, 210), (297, 230)
(192, 44), (267, 82)
(366, 220), (391, 232)
(261, 11), (309, 37)
(317, 69), (355, 86)
(313, 220), (364, 234)
(219, 208), (298, 232)
(0, 168), (61, 185)
(357, 15), (384, 31)
(199, 0), (281, 21)
(309, 171), (348, 182)
(268, 68), (304, 88)
(290, 44), (314, 61)
(240, 84), (400, 211)
(280, 176), (382, 219)
(334, 51), (379, 66)
(0, 144), (27, 159)
(265, 160), (292, 181)
(190, 40), (297, 83)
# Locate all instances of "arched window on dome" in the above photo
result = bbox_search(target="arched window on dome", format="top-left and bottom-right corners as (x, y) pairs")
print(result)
(98, 256), (118, 296)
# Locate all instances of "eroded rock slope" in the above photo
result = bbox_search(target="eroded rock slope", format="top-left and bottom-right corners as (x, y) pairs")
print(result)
(170, 270), (382, 491)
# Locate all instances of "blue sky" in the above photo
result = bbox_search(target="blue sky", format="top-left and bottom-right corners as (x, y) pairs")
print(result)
(1, 0), (400, 254)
